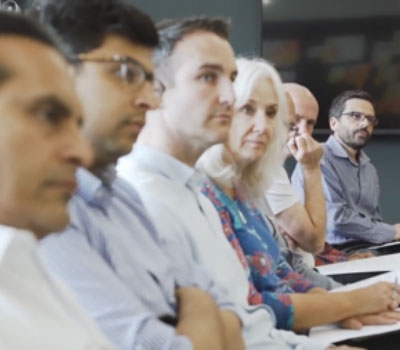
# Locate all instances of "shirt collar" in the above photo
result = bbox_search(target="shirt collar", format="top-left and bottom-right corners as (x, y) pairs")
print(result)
(0, 224), (37, 241)
(131, 143), (201, 187)
(326, 135), (370, 166)
(76, 166), (116, 208)
(0, 224), (37, 263)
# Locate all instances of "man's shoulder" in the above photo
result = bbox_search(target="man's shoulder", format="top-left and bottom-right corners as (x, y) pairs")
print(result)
(320, 140), (340, 170)
(119, 159), (194, 206)
(321, 139), (334, 158)
(133, 171), (189, 204)
(267, 166), (300, 214)
(46, 193), (109, 253)
(119, 157), (174, 189)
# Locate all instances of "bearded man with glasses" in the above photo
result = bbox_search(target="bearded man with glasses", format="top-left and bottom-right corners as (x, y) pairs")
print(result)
(292, 89), (400, 253)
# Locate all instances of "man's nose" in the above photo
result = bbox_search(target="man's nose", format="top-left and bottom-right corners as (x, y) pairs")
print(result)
(298, 119), (307, 134)
(218, 77), (235, 107)
(61, 123), (94, 168)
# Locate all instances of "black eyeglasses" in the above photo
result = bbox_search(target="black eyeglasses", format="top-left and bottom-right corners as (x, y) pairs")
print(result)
(341, 111), (379, 127)
(72, 54), (154, 91)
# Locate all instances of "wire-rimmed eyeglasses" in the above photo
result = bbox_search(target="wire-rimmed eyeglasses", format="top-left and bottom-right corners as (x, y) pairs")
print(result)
(71, 54), (154, 91)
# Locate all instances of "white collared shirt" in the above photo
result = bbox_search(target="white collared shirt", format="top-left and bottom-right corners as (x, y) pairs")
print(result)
(266, 166), (315, 268)
(118, 144), (251, 306)
(0, 225), (114, 350)
(117, 144), (330, 350)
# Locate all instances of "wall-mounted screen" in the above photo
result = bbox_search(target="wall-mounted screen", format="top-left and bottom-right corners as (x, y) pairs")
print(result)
(262, 0), (400, 134)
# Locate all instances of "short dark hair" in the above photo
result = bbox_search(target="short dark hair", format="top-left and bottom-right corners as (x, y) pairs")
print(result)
(29, 0), (158, 56)
(153, 16), (230, 85)
(0, 11), (64, 84)
(329, 89), (375, 119)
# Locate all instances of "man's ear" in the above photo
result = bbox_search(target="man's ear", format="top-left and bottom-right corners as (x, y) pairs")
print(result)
(329, 117), (338, 132)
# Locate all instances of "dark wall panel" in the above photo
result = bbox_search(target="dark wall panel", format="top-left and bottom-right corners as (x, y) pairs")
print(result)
(128, 0), (262, 56)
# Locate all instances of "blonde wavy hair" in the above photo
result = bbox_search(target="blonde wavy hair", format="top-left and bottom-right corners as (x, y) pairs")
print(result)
(196, 57), (288, 200)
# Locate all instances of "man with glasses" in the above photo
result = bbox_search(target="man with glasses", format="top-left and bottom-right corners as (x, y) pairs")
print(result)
(292, 89), (400, 253)
(34, 1), (245, 349)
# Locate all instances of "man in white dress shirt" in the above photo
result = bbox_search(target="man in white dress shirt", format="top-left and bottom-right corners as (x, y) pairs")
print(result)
(117, 17), (337, 350)
(0, 11), (114, 350)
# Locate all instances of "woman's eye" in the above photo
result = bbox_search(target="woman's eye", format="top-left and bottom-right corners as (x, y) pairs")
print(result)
(199, 72), (217, 83)
(241, 104), (255, 115)
(266, 107), (277, 118)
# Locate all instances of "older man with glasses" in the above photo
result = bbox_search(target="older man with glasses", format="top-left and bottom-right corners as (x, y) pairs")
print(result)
(292, 89), (400, 253)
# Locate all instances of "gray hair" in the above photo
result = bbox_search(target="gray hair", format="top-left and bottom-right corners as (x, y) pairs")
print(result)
(197, 57), (288, 200)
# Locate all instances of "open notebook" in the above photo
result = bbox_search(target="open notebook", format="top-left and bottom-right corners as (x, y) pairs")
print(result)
(309, 271), (400, 343)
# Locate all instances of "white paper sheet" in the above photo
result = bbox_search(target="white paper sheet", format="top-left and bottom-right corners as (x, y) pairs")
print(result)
(316, 253), (400, 276)
(309, 322), (400, 344)
(309, 271), (400, 343)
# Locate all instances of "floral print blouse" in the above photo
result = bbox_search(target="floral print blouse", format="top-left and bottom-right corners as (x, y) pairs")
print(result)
(201, 180), (316, 330)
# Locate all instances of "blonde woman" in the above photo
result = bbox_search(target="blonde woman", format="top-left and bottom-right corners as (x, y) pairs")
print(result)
(196, 57), (400, 332)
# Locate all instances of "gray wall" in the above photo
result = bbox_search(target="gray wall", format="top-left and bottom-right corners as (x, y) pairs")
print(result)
(364, 137), (400, 223)
(129, 0), (262, 56)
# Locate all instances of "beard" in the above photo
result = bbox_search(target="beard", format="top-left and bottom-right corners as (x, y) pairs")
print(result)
(338, 127), (371, 151)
